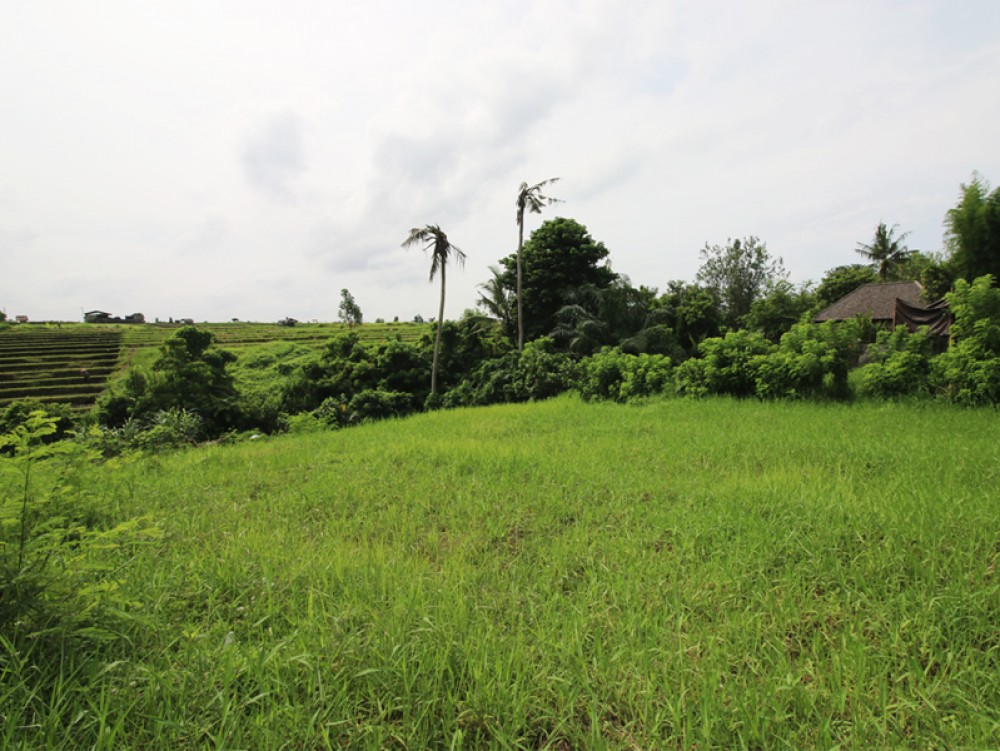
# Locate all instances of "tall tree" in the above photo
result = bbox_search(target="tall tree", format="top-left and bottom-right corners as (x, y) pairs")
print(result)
(696, 236), (786, 328)
(402, 225), (466, 396)
(816, 264), (879, 308)
(855, 222), (912, 282)
(945, 172), (1000, 283)
(500, 217), (615, 342)
(338, 288), (363, 326)
(516, 178), (560, 351)
(658, 282), (723, 350)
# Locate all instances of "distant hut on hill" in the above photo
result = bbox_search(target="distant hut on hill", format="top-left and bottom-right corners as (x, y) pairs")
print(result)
(85, 310), (146, 324)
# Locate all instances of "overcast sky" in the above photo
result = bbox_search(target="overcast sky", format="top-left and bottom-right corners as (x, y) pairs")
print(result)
(3, 0), (999, 323)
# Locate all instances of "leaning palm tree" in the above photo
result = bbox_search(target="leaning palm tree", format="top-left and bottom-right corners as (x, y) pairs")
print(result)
(515, 178), (560, 351)
(402, 224), (466, 396)
(856, 222), (912, 282)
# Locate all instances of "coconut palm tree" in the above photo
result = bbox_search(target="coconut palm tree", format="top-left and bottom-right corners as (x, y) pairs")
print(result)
(515, 178), (560, 351)
(856, 222), (912, 282)
(476, 265), (514, 334)
(402, 224), (466, 396)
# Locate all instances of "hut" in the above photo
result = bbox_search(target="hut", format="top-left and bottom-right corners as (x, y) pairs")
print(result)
(813, 280), (951, 347)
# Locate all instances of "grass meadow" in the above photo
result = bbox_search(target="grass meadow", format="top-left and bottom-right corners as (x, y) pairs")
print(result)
(3, 396), (999, 749)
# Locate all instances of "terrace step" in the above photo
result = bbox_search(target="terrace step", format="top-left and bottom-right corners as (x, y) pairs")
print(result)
(0, 382), (106, 400)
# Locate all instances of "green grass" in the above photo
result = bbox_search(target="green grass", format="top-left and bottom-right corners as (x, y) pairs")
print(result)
(2, 397), (998, 749)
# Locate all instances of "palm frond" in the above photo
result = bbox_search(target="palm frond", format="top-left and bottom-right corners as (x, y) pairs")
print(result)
(401, 224), (464, 282)
(516, 177), (562, 223)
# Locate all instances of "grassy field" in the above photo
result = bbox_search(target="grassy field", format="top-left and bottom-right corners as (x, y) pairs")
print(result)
(2, 397), (999, 749)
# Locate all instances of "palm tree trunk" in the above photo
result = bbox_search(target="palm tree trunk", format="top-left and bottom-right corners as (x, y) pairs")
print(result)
(432, 262), (446, 395)
(517, 219), (525, 352)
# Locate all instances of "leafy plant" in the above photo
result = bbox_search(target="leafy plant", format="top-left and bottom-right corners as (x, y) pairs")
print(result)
(675, 330), (774, 398)
(0, 411), (158, 636)
(930, 275), (1000, 404)
(854, 327), (933, 399)
(576, 348), (673, 402)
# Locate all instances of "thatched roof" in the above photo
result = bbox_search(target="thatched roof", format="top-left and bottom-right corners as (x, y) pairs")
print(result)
(813, 281), (925, 323)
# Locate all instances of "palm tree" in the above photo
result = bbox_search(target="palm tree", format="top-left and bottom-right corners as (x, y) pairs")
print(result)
(515, 178), (560, 351)
(856, 222), (912, 282)
(402, 225), (466, 396)
(476, 265), (514, 334)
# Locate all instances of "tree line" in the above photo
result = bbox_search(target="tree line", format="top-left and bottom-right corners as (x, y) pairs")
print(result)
(4, 171), (1000, 452)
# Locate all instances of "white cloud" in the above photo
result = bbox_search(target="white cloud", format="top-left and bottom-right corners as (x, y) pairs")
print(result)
(242, 112), (306, 201)
(1, 0), (999, 321)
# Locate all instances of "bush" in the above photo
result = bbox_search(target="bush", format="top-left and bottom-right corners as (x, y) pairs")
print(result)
(97, 327), (240, 437)
(675, 331), (774, 398)
(929, 276), (1000, 405)
(347, 389), (418, 423)
(518, 339), (575, 400)
(856, 328), (933, 399)
(442, 339), (574, 408)
(576, 348), (673, 402)
(753, 321), (861, 400)
(134, 409), (203, 452)
(0, 412), (159, 636)
(751, 350), (825, 399)
(1, 400), (76, 448)
(931, 349), (1000, 405)
(281, 334), (432, 416)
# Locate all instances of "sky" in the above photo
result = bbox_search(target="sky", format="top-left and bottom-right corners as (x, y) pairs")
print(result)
(2, 0), (999, 323)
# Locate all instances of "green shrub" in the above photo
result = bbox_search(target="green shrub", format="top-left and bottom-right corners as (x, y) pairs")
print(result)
(281, 333), (432, 416)
(518, 338), (575, 399)
(931, 349), (1000, 405)
(0, 412), (159, 636)
(751, 349), (824, 399)
(675, 331), (774, 398)
(577, 348), (673, 402)
(98, 327), (239, 437)
(134, 408), (204, 452)
(856, 328), (933, 399)
(929, 276), (1000, 405)
(347, 389), (418, 423)
(443, 339), (573, 408)
(1, 400), (76, 448)
(753, 321), (861, 400)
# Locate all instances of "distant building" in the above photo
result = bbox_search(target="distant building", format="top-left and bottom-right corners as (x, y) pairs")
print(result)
(14, 315), (28, 324)
(84, 310), (146, 324)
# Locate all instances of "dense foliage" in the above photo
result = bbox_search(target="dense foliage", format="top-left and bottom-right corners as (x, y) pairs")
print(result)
(696, 236), (787, 327)
(499, 217), (616, 341)
(6, 173), (1000, 452)
(98, 326), (240, 438)
(946, 172), (1000, 282)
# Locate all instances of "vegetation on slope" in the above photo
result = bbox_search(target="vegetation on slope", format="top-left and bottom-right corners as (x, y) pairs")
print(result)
(2, 397), (998, 749)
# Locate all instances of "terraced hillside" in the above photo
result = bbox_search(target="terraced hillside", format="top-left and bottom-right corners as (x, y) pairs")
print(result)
(119, 321), (426, 350)
(0, 328), (123, 408)
(0, 321), (431, 410)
